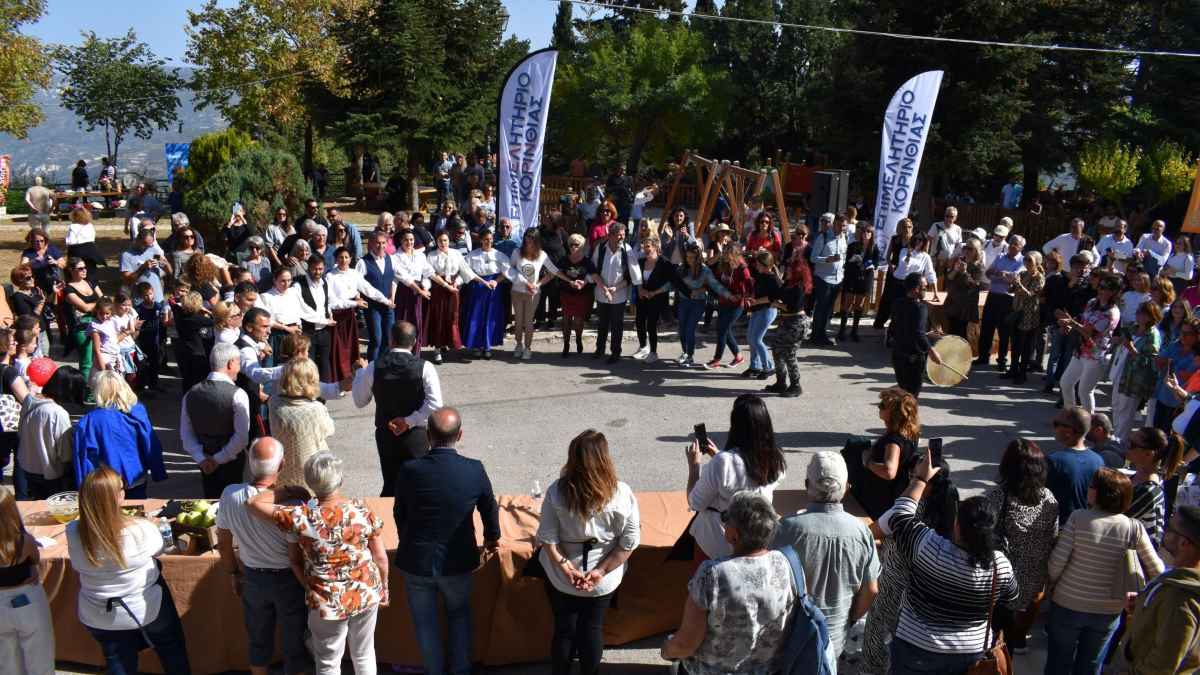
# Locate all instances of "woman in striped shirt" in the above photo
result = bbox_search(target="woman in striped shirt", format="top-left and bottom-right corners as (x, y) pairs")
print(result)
(1045, 467), (1164, 674)
(878, 450), (1018, 674)
(1125, 427), (1184, 548)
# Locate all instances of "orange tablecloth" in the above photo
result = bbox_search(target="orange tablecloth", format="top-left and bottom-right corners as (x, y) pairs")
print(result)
(24, 491), (822, 673)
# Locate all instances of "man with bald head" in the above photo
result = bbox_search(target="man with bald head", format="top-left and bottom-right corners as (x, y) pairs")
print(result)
(393, 407), (500, 675)
(216, 437), (311, 675)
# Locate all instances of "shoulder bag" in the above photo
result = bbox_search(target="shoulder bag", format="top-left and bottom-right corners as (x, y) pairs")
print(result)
(1110, 515), (1148, 599)
(967, 560), (1011, 675)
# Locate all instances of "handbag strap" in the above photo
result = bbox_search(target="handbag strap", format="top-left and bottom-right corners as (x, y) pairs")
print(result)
(982, 559), (998, 650)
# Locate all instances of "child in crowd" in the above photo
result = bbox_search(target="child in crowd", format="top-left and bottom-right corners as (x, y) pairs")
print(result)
(89, 297), (142, 377)
(134, 282), (170, 392)
(11, 326), (38, 382)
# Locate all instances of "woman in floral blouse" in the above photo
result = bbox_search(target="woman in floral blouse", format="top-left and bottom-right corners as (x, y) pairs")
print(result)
(1112, 301), (1163, 445)
(250, 452), (389, 675)
(1005, 250), (1046, 384)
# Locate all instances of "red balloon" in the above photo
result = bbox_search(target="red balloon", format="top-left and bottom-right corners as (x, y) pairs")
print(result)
(26, 357), (58, 387)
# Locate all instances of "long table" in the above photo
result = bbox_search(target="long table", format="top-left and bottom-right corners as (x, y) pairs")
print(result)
(23, 490), (816, 673)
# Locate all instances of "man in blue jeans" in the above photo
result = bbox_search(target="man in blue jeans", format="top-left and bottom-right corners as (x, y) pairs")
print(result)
(808, 213), (847, 345)
(394, 407), (500, 675)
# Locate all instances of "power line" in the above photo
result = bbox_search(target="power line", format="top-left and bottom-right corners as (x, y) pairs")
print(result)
(76, 67), (312, 106)
(552, 0), (1200, 59)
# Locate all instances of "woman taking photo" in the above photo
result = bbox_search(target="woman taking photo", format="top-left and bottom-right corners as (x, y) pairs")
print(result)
(0, 485), (54, 675)
(943, 238), (987, 341)
(744, 250), (781, 380)
(63, 257), (103, 381)
(661, 491), (793, 674)
(1045, 467), (1164, 673)
(744, 211), (782, 257)
(1059, 274), (1122, 413)
(536, 429), (640, 675)
(327, 245), (391, 378)
(685, 394), (786, 561)
(20, 228), (66, 300)
(1150, 316), (1200, 432)
(425, 231), (480, 364)
(508, 233), (576, 360)
(983, 439), (1059, 655)
(67, 466), (191, 674)
(837, 221), (879, 342)
(269, 358), (335, 489)
(634, 237), (675, 363)
(853, 386), (920, 520)
(661, 207), (694, 265)
(72, 370), (167, 499)
(1111, 301), (1163, 444)
(557, 234), (596, 358)
(878, 452), (1019, 673)
(251, 452), (388, 675)
(1006, 250), (1046, 384)
(463, 230), (509, 359)
(706, 246), (753, 370)
(874, 217), (916, 334)
(675, 245), (732, 367)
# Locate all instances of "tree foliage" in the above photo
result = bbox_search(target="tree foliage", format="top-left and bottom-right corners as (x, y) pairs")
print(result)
(551, 0), (577, 53)
(1140, 140), (1196, 208)
(188, 146), (309, 235)
(0, 0), (51, 139)
(185, 128), (256, 188)
(1077, 139), (1143, 205)
(53, 31), (184, 166)
(552, 19), (729, 173)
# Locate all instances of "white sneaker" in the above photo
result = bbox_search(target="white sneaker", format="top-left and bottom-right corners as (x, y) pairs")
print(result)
(645, 352), (659, 363)
(677, 354), (690, 365)
(633, 346), (650, 359)
(522, 348), (533, 360)
(513, 346), (525, 359)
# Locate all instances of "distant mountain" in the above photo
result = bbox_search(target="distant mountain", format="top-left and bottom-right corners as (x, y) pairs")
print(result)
(0, 71), (227, 184)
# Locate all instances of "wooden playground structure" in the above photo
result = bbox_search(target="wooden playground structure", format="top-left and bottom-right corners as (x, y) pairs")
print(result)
(661, 150), (790, 239)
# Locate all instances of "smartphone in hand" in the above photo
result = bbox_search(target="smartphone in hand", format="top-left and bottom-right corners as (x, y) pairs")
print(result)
(693, 423), (708, 451)
(928, 438), (944, 467)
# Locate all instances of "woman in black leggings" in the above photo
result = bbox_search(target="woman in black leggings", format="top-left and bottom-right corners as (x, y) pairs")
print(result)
(635, 237), (676, 362)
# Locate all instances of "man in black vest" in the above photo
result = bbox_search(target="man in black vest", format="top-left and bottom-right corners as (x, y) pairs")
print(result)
(352, 320), (443, 497)
(891, 272), (944, 398)
(180, 342), (251, 498)
(298, 254), (335, 382)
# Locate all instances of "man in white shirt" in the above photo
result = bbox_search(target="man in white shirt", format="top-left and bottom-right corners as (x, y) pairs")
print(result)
(216, 436), (311, 675)
(630, 183), (656, 228)
(180, 342), (251, 498)
(24, 176), (53, 229)
(1136, 219), (1173, 278)
(1096, 205), (1121, 238)
(1043, 218), (1092, 260)
(983, 222), (1011, 268)
(1097, 219), (1135, 273)
(591, 222), (643, 364)
(352, 320), (443, 496)
(927, 206), (963, 270)
(809, 213), (848, 345)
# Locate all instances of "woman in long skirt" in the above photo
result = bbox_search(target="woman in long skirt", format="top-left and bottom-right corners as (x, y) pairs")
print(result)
(326, 246), (392, 378)
(393, 230), (434, 355)
(425, 231), (480, 364)
(463, 229), (510, 359)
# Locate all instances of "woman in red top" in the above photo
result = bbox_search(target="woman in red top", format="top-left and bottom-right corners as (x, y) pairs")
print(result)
(588, 201), (619, 250)
(744, 211), (782, 257)
(706, 246), (754, 369)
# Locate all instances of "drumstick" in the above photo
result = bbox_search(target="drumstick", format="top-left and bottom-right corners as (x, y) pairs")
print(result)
(938, 363), (968, 380)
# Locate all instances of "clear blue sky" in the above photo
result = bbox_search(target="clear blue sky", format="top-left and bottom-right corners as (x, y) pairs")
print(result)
(25, 0), (560, 63)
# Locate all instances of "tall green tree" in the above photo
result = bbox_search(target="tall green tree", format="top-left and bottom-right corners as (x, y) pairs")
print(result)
(331, 0), (528, 207)
(54, 31), (184, 167)
(0, 0), (51, 139)
(551, 0), (577, 52)
(553, 20), (729, 173)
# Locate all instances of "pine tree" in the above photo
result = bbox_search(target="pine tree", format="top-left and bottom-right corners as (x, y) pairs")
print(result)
(550, 0), (577, 52)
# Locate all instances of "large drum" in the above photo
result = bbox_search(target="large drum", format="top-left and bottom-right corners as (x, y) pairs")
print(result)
(927, 334), (972, 386)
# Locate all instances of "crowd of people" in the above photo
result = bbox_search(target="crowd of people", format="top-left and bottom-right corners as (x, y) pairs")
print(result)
(6, 162), (1200, 674)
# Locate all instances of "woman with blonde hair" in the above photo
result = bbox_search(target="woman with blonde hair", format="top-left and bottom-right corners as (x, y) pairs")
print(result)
(537, 429), (640, 675)
(0, 486), (53, 675)
(72, 370), (167, 499)
(67, 466), (191, 674)
(854, 387), (921, 520)
(269, 358), (335, 488)
(1006, 249), (1046, 384)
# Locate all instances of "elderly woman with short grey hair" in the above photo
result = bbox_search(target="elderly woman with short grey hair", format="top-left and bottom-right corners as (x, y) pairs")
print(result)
(661, 491), (795, 674)
(249, 452), (389, 675)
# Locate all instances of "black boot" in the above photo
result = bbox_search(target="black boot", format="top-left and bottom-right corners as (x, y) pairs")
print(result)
(562, 334), (571, 358)
(850, 312), (862, 342)
(576, 334), (584, 354)
(782, 383), (801, 397)
(836, 312), (848, 341)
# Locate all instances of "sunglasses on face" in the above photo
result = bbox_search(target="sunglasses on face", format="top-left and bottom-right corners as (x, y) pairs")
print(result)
(74, 266), (87, 271)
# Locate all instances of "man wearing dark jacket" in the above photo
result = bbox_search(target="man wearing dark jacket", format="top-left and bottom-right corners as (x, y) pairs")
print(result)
(394, 408), (500, 675)
(1127, 505), (1200, 673)
(890, 272), (943, 397)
